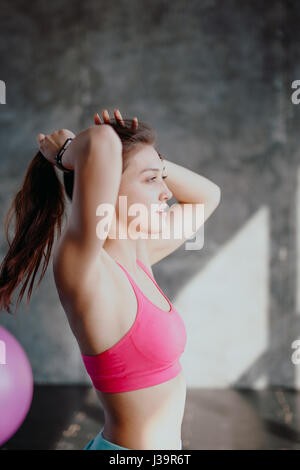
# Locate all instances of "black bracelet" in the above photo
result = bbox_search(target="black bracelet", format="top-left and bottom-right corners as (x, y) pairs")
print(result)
(54, 138), (74, 173)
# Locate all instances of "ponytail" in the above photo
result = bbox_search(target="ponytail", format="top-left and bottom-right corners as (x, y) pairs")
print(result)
(0, 151), (67, 315)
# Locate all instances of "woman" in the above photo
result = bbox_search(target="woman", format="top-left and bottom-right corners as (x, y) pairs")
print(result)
(0, 109), (221, 450)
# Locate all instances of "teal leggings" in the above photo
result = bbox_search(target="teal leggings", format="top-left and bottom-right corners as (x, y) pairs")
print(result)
(84, 427), (129, 450)
(84, 427), (182, 450)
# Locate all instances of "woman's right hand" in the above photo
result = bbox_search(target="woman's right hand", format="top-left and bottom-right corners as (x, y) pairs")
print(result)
(94, 109), (138, 130)
(37, 129), (76, 167)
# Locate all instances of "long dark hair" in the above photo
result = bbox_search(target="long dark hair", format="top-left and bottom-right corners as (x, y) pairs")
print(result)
(0, 118), (160, 315)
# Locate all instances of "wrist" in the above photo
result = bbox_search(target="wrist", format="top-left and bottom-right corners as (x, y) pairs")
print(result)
(55, 138), (74, 172)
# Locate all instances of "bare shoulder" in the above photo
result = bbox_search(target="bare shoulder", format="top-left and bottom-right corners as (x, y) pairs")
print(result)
(52, 230), (115, 317)
(52, 230), (105, 296)
(52, 233), (155, 307)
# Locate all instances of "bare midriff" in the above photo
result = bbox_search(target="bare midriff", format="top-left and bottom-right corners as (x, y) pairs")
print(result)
(95, 370), (186, 450)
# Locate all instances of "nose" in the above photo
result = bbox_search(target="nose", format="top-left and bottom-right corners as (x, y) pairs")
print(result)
(160, 182), (173, 201)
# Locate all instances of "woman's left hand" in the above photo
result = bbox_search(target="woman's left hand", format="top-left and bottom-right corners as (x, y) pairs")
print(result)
(37, 128), (76, 164)
(93, 109), (138, 130)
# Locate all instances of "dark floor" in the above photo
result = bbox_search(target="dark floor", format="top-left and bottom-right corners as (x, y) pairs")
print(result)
(1, 385), (300, 450)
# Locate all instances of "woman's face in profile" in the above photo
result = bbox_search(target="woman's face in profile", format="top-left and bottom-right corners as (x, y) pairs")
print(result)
(114, 144), (173, 238)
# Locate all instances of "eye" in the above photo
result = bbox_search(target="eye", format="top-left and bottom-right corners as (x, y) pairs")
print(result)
(148, 176), (168, 182)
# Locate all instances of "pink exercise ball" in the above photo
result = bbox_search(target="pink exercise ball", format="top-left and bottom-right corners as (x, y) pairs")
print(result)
(0, 325), (33, 447)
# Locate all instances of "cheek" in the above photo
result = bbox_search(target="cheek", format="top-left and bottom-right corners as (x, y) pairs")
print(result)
(117, 183), (159, 222)
(128, 184), (154, 212)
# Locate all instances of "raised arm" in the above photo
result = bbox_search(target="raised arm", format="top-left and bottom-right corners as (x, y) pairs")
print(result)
(65, 125), (122, 257)
(39, 124), (123, 293)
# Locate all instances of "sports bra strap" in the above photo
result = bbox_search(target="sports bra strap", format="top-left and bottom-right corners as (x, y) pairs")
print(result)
(136, 259), (154, 279)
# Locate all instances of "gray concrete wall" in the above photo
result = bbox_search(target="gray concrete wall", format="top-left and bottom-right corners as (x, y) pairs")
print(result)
(0, 0), (299, 389)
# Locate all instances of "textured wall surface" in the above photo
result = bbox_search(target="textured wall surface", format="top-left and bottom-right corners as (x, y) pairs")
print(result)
(0, 0), (299, 389)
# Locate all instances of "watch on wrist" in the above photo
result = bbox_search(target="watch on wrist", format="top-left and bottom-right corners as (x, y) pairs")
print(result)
(54, 138), (74, 173)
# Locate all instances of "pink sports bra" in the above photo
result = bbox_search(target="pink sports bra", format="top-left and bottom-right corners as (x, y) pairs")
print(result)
(81, 259), (187, 393)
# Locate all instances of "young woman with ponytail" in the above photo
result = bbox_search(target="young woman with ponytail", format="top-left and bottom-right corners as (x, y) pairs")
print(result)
(0, 109), (221, 450)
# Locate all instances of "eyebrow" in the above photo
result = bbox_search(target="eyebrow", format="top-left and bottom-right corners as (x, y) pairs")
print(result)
(139, 167), (166, 175)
